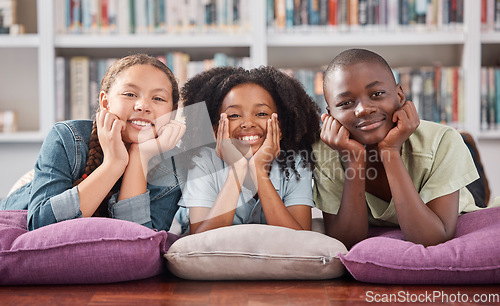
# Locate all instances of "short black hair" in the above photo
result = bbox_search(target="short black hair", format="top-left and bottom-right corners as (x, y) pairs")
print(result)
(181, 66), (321, 179)
(323, 48), (395, 94)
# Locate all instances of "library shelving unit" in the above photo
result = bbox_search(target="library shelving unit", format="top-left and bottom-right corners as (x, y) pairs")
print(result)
(480, 30), (500, 139)
(0, 0), (499, 197)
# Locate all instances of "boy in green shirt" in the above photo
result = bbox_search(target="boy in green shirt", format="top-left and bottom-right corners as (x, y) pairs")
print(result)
(314, 48), (482, 248)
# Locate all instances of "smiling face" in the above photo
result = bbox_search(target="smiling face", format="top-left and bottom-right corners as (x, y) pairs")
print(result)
(100, 64), (174, 144)
(324, 62), (405, 145)
(219, 83), (278, 155)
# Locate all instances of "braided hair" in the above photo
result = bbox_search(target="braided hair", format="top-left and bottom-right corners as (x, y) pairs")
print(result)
(181, 66), (321, 179)
(73, 54), (179, 216)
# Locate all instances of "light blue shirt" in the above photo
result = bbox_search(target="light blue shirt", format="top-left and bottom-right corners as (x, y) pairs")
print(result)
(174, 147), (314, 234)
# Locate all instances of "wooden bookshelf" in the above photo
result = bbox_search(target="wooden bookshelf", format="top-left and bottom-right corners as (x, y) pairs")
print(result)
(1, 0), (500, 197)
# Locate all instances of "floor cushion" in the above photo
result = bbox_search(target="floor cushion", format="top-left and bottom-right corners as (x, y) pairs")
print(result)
(340, 206), (500, 284)
(165, 224), (347, 280)
(0, 210), (178, 285)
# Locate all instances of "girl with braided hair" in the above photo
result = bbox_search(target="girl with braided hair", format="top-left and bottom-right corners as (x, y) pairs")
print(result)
(1, 54), (186, 231)
(172, 66), (321, 235)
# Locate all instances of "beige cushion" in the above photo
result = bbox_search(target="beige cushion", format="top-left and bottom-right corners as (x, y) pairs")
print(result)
(7, 169), (34, 196)
(165, 224), (347, 280)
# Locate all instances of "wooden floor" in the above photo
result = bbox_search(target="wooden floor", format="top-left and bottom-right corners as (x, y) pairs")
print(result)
(1, 272), (499, 305)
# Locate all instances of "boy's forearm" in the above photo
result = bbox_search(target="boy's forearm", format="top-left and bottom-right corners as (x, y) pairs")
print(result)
(325, 161), (369, 248)
(383, 152), (451, 246)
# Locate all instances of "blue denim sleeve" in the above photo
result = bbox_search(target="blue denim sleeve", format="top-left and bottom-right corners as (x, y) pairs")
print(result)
(27, 124), (83, 230)
(108, 191), (153, 229)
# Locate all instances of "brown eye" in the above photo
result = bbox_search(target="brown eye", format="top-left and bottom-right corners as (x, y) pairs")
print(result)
(337, 100), (353, 107)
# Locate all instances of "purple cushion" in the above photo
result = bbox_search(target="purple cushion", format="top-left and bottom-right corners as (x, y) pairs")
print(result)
(340, 206), (500, 284)
(0, 210), (179, 285)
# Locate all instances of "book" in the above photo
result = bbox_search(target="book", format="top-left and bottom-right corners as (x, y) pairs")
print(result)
(488, 67), (497, 129)
(108, 0), (118, 33)
(328, 0), (338, 26)
(286, 0), (294, 28)
(314, 71), (327, 114)
(88, 59), (99, 119)
(55, 56), (67, 122)
(451, 67), (459, 123)
(337, 0), (348, 30)
(358, 0), (368, 26)
(495, 68), (500, 126)
(410, 70), (423, 116)
(275, 0), (286, 29)
(319, 0), (328, 25)
(0, 110), (17, 133)
(267, 0), (276, 26)
(134, 0), (147, 33)
(421, 67), (435, 122)
(293, 0), (301, 26)
(480, 67), (489, 130)
(54, 0), (66, 34)
(414, 0), (426, 24)
(70, 56), (90, 120)
(347, 0), (358, 26)
(309, 0), (320, 25)
(117, 0), (131, 34)
(81, 0), (91, 33)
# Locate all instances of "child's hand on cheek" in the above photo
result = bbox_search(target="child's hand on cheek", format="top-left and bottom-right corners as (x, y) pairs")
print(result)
(96, 110), (129, 170)
(320, 113), (365, 163)
(137, 119), (186, 161)
(378, 100), (420, 154)
(215, 113), (247, 169)
(249, 113), (281, 173)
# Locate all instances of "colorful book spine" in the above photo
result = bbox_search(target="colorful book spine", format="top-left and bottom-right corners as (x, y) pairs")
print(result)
(496, 68), (500, 125)
(70, 56), (90, 120)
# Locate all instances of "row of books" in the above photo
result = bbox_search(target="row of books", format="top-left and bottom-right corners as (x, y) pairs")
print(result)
(280, 68), (328, 114)
(55, 0), (252, 35)
(481, 0), (500, 32)
(268, 0), (464, 32)
(480, 67), (500, 130)
(395, 65), (464, 126)
(0, 0), (16, 34)
(55, 53), (251, 122)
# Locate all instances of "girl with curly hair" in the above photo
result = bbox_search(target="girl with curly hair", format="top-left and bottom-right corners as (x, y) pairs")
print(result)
(173, 66), (321, 235)
(1, 54), (186, 231)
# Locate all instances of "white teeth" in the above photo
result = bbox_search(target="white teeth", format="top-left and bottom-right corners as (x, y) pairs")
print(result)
(131, 120), (152, 127)
(239, 135), (259, 141)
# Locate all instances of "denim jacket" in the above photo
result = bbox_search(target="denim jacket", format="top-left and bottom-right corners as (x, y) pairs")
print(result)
(1, 120), (183, 231)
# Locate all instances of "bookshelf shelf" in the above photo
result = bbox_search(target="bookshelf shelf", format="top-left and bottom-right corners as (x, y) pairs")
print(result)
(0, 131), (44, 143)
(267, 32), (466, 47)
(55, 34), (254, 48)
(0, 34), (39, 48)
(1, 0), (500, 198)
(478, 130), (500, 139)
(481, 32), (500, 44)
(0, 0), (496, 142)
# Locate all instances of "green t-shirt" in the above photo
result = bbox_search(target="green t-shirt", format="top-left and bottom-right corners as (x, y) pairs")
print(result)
(313, 120), (481, 226)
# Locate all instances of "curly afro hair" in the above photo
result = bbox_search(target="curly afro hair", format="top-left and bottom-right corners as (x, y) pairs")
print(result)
(181, 65), (321, 179)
